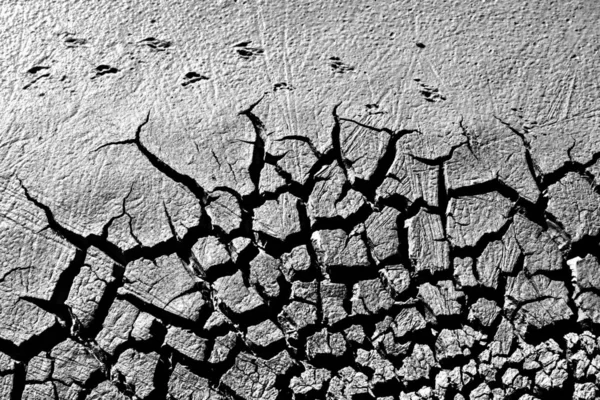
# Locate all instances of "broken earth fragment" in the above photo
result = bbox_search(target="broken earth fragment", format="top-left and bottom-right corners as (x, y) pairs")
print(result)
(214, 270), (265, 316)
(253, 192), (302, 241)
(119, 254), (206, 321)
(446, 192), (513, 248)
(406, 209), (450, 274)
(112, 349), (160, 398)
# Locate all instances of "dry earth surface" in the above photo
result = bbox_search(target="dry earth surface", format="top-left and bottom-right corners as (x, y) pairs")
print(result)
(2, 1), (600, 399)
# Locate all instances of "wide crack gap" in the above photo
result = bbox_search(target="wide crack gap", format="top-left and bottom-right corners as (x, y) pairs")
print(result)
(240, 96), (267, 195)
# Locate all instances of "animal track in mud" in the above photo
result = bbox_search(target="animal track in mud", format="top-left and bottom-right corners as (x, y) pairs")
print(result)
(273, 82), (294, 92)
(414, 79), (446, 103)
(235, 41), (264, 59)
(139, 37), (172, 51)
(64, 36), (88, 48)
(93, 65), (119, 79)
(1, 97), (600, 400)
(329, 57), (355, 74)
(181, 72), (209, 87)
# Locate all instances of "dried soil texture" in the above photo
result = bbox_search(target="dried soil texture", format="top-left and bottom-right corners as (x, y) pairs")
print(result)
(1, 1), (600, 399)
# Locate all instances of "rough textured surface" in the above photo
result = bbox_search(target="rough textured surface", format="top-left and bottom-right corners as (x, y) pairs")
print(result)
(1, 1), (600, 399)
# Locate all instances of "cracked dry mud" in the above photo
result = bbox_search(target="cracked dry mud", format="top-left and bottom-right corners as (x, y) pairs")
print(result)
(2, 1), (600, 400)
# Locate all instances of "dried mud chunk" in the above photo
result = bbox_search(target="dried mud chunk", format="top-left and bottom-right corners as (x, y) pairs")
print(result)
(546, 172), (600, 242)
(468, 298), (501, 327)
(280, 301), (318, 332)
(393, 307), (427, 338)
(454, 256), (477, 288)
(475, 240), (508, 290)
(249, 251), (282, 299)
(281, 245), (311, 281)
(247, 319), (284, 348)
(164, 325), (207, 362)
(469, 382), (492, 400)
(435, 327), (483, 362)
(327, 366), (370, 399)
(22, 382), (55, 400)
(364, 206), (401, 262)
(312, 229), (370, 269)
(209, 331), (238, 364)
(203, 308), (232, 332)
(308, 163), (366, 224)
(52, 381), (82, 400)
(381, 265), (411, 297)
(221, 351), (293, 400)
(50, 339), (102, 385)
(258, 163), (287, 194)
(446, 192), (512, 248)
(65, 247), (116, 330)
(568, 350), (590, 380)
(512, 214), (561, 273)
(570, 254), (600, 290)
(206, 190), (242, 234)
(112, 349), (159, 399)
(377, 150), (439, 207)
(378, 332), (411, 358)
(505, 272), (573, 331)
(335, 189), (367, 220)
(292, 280), (319, 303)
(344, 325), (367, 346)
(400, 388), (435, 400)
(418, 280), (464, 317)
(355, 348), (397, 386)
(320, 282), (348, 325)
(119, 254), (206, 321)
(168, 363), (225, 400)
(86, 381), (128, 400)
(0, 360), (12, 397)
(435, 367), (466, 397)
(406, 209), (450, 274)
(214, 270), (264, 316)
(0, 352), (14, 373)
(0, 374), (14, 399)
(351, 278), (394, 315)
(576, 292), (600, 324)
(373, 315), (394, 339)
(191, 235), (230, 275)
(533, 340), (569, 392)
(398, 343), (438, 382)
(569, 255), (600, 323)
(573, 382), (598, 400)
(96, 298), (140, 354)
(502, 368), (531, 395)
(306, 328), (347, 360)
(290, 366), (331, 396)
(106, 214), (139, 251)
(131, 311), (158, 341)
(306, 163), (347, 221)
(230, 237), (251, 262)
(27, 352), (51, 381)
(253, 192), (301, 241)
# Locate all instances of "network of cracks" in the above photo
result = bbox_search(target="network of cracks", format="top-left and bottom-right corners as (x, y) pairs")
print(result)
(2, 101), (600, 400)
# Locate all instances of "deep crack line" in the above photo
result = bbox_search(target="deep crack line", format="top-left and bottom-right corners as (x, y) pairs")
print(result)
(93, 111), (209, 205)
